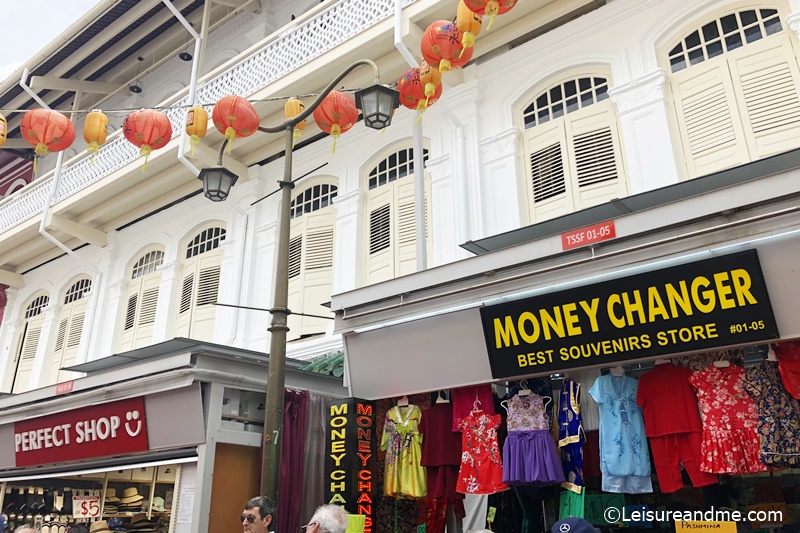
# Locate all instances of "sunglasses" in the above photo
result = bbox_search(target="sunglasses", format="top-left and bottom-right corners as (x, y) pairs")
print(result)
(300, 523), (317, 530)
(240, 515), (258, 524)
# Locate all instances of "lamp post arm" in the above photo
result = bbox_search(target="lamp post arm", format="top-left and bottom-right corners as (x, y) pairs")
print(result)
(258, 59), (381, 134)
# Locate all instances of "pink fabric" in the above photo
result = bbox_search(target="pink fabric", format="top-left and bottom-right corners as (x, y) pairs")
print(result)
(451, 385), (495, 432)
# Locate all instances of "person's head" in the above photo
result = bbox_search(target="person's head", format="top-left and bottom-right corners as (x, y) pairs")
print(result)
(242, 496), (276, 533)
(303, 505), (349, 533)
(14, 525), (35, 533)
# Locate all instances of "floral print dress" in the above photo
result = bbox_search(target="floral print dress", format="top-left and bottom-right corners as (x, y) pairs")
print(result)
(689, 364), (768, 474)
(380, 405), (427, 498)
(742, 360), (800, 466)
(456, 410), (509, 494)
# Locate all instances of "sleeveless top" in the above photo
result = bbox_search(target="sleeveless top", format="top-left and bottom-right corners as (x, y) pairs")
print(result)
(506, 393), (549, 431)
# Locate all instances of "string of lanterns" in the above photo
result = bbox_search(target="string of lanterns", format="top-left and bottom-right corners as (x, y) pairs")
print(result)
(0, 0), (517, 168)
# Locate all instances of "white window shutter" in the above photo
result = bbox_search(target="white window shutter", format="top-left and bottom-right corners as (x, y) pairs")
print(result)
(57, 298), (87, 382)
(729, 34), (800, 158)
(175, 262), (196, 338)
(118, 281), (141, 353)
(12, 317), (44, 393)
(670, 61), (749, 177)
(132, 275), (160, 348)
(524, 119), (572, 222)
(396, 180), (419, 278)
(566, 101), (628, 210)
(365, 186), (394, 285)
(188, 251), (222, 342)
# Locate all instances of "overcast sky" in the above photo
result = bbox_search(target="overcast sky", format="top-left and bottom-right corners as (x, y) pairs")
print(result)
(0, 0), (99, 83)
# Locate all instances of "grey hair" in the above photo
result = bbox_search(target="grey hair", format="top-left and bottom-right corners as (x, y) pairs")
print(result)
(309, 505), (349, 533)
(14, 526), (35, 533)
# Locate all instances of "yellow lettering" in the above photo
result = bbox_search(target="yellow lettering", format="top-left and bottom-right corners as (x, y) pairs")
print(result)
(691, 276), (715, 313)
(622, 290), (645, 326)
(562, 303), (582, 336)
(665, 281), (693, 318)
(731, 269), (757, 306)
(330, 416), (347, 428)
(329, 493), (346, 503)
(713, 272), (735, 309)
(330, 404), (348, 416)
(331, 470), (346, 481)
(579, 298), (600, 332)
(332, 429), (345, 440)
(331, 441), (345, 453)
(517, 354), (527, 367)
(607, 294), (626, 328)
(540, 308), (565, 340)
(647, 286), (670, 322)
(517, 312), (539, 344)
(494, 316), (519, 349)
(330, 453), (346, 466)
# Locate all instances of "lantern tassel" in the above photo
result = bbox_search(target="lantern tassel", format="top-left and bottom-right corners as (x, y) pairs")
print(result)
(189, 135), (201, 157)
(486, 2), (499, 30)
(140, 145), (152, 173)
(33, 156), (38, 175)
(293, 128), (302, 148)
(487, 12), (497, 30)
(439, 59), (452, 73)
(33, 143), (48, 175)
(330, 124), (341, 154)
(416, 112), (424, 125)
(459, 33), (474, 59)
(224, 127), (236, 154)
(87, 141), (100, 165)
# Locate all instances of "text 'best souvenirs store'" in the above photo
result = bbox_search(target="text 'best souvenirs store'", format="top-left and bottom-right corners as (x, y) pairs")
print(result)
(331, 212), (800, 532)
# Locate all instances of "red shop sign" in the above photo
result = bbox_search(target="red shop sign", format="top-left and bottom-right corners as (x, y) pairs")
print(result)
(14, 397), (148, 467)
(561, 220), (616, 251)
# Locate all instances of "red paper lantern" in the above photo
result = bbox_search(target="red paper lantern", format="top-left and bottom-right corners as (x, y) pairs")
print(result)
(212, 95), (260, 152)
(20, 109), (75, 172)
(420, 20), (474, 73)
(462, 0), (518, 29)
(123, 109), (173, 171)
(313, 91), (358, 153)
(398, 67), (443, 115)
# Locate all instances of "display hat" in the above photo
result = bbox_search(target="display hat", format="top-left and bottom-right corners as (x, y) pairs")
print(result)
(0, 514), (7, 532)
(119, 489), (143, 504)
(551, 518), (600, 533)
(105, 489), (120, 503)
(106, 519), (126, 532)
(151, 497), (165, 513)
(127, 514), (157, 532)
(89, 521), (113, 533)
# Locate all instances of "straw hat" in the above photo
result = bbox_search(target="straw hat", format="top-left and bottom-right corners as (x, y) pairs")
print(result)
(104, 489), (120, 503)
(118, 488), (143, 505)
(89, 521), (112, 533)
(128, 514), (157, 532)
(151, 497), (165, 513)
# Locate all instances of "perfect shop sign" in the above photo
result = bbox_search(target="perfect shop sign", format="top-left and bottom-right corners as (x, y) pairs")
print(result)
(480, 250), (779, 378)
(14, 397), (148, 467)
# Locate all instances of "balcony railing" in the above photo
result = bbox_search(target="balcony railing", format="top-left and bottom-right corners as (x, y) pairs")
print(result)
(0, 0), (413, 235)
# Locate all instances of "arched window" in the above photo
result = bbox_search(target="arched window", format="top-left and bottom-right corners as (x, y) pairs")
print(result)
(364, 146), (431, 285)
(521, 74), (627, 223)
(118, 250), (164, 352)
(176, 226), (226, 341)
(10, 294), (49, 392)
(287, 182), (338, 340)
(46, 278), (91, 385)
(664, 6), (800, 177)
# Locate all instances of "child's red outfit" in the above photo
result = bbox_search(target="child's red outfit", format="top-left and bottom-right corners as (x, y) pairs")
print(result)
(636, 363), (717, 493)
(689, 364), (768, 474)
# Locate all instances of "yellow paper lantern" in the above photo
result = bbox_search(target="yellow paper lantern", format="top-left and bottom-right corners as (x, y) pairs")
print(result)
(457, 0), (483, 57)
(284, 97), (306, 146)
(185, 106), (208, 156)
(0, 113), (6, 147)
(83, 110), (108, 163)
(419, 62), (442, 106)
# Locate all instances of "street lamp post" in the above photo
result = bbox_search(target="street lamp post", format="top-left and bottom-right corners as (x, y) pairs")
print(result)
(199, 59), (399, 505)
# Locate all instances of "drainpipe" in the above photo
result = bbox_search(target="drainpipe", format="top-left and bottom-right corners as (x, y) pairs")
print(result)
(394, 0), (470, 265)
(22, 70), (103, 368)
(224, 196), (252, 345)
(162, 0), (203, 179)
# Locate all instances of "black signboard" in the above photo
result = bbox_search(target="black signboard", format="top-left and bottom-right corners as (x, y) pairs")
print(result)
(480, 250), (779, 378)
(324, 398), (377, 532)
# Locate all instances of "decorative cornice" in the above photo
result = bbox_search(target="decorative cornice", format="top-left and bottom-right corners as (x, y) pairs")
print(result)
(425, 154), (451, 184)
(609, 69), (667, 114)
(445, 80), (483, 112)
(479, 128), (521, 164)
(788, 13), (800, 41)
(333, 190), (363, 218)
(157, 261), (182, 282)
(42, 304), (62, 321)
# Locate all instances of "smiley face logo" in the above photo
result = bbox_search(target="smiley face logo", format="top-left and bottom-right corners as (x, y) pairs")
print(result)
(125, 410), (143, 437)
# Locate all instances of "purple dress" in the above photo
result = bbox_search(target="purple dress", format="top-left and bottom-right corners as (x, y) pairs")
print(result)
(502, 393), (566, 485)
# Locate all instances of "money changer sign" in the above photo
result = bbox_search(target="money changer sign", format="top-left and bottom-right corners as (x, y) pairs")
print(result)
(480, 250), (779, 379)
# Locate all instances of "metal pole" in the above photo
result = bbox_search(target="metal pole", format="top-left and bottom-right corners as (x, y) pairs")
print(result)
(261, 127), (295, 499)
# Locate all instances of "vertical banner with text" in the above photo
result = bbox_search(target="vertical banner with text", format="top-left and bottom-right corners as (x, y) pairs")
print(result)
(325, 398), (377, 532)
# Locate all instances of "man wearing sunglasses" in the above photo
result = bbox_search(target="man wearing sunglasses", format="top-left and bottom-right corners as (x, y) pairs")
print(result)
(241, 496), (277, 533)
(300, 505), (348, 533)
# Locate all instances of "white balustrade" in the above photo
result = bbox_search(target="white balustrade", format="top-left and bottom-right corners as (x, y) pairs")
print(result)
(0, 0), (413, 234)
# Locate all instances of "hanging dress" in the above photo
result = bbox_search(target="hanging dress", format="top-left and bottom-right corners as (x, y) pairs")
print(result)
(588, 375), (652, 494)
(380, 405), (427, 498)
(558, 379), (584, 493)
(456, 409), (509, 495)
(689, 364), (767, 474)
(743, 360), (800, 467)
(502, 393), (565, 486)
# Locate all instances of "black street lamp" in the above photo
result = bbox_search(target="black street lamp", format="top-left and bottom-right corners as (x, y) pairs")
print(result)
(203, 60), (399, 506)
(198, 166), (239, 202)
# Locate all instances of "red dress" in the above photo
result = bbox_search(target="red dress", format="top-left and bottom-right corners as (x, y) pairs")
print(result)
(689, 365), (767, 474)
(456, 410), (509, 495)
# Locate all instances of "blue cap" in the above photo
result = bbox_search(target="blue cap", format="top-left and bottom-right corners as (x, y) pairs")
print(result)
(0, 514), (8, 532)
(551, 517), (600, 533)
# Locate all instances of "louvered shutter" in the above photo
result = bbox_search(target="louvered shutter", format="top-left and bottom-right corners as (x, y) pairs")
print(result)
(670, 60), (749, 177)
(300, 209), (335, 337)
(524, 119), (573, 222)
(132, 275), (160, 348)
(566, 101), (628, 209)
(118, 281), (140, 352)
(188, 250), (222, 342)
(175, 261), (196, 338)
(57, 298), (87, 382)
(365, 187), (393, 285)
(287, 219), (304, 342)
(728, 34), (800, 158)
(12, 317), (44, 393)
